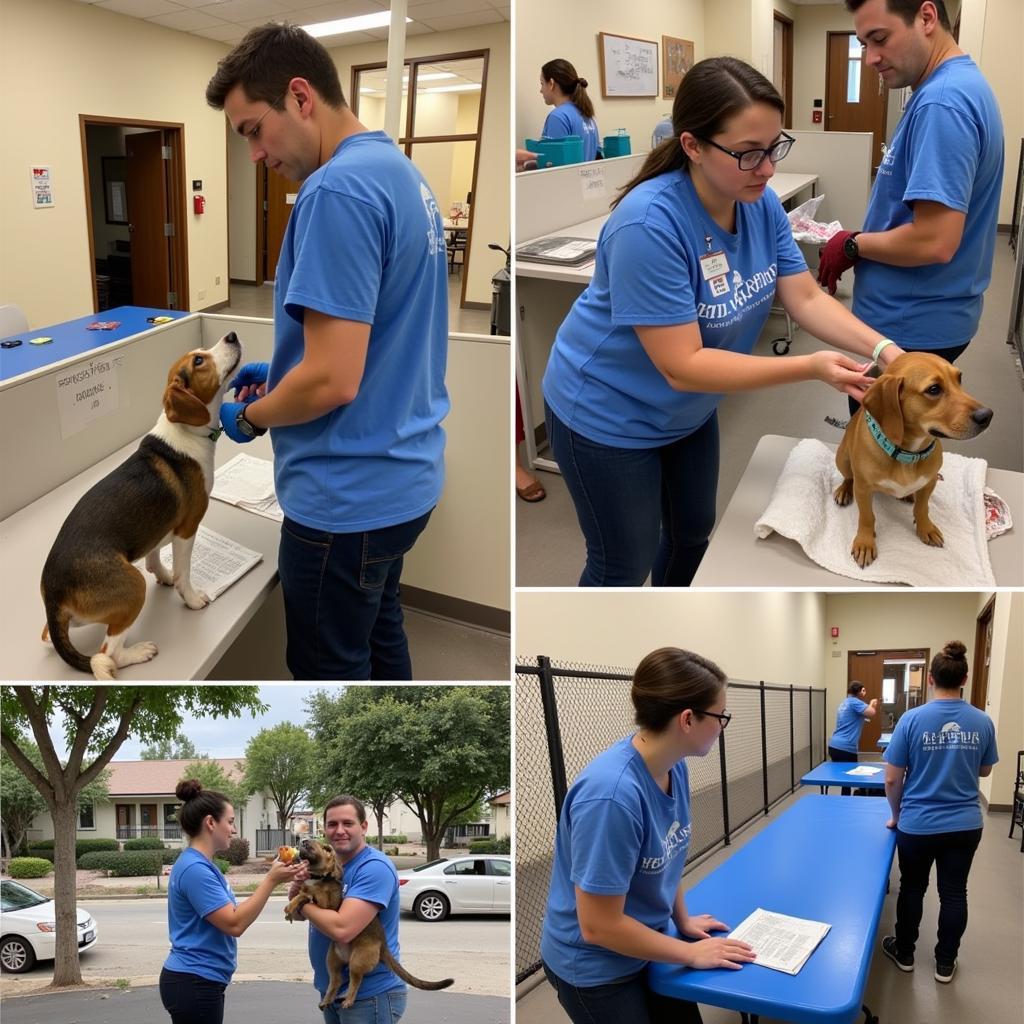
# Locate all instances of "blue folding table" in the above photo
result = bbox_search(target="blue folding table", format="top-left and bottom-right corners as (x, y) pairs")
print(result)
(648, 795), (895, 1024)
(877, 732), (893, 752)
(800, 762), (886, 794)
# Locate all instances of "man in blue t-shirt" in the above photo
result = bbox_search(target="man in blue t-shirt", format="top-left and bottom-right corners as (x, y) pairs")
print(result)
(206, 24), (449, 680)
(827, 681), (879, 794)
(818, 1), (1003, 380)
(290, 796), (408, 1022)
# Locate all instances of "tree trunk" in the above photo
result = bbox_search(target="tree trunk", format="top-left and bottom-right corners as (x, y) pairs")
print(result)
(375, 810), (385, 850)
(425, 831), (441, 861)
(50, 801), (83, 986)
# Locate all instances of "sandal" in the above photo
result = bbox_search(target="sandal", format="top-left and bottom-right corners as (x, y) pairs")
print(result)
(516, 479), (547, 503)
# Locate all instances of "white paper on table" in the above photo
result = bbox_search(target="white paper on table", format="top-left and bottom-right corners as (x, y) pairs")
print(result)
(211, 454), (284, 521)
(146, 525), (263, 602)
(728, 908), (831, 975)
(845, 765), (883, 776)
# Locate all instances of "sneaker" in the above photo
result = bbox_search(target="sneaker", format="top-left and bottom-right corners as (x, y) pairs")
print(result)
(934, 960), (957, 983)
(882, 936), (914, 972)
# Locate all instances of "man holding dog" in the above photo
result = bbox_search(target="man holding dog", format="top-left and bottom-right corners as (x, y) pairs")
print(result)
(206, 24), (449, 681)
(818, 0), (1004, 380)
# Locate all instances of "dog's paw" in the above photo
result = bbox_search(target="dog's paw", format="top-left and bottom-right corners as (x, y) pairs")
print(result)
(916, 521), (944, 547)
(851, 534), (877, 568)
(833, 480), (854, 507)
(120, 641), (158, 666)
(318, 1000), (329, 1012)
(178, 586), (210, 610)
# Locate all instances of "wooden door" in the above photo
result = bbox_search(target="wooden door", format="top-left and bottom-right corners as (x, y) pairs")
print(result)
(971, 597), (995, 711)
(116, 804), (133, 839)
(125, 131), (170, 308)
(773, 12), (793, 129)
(140, 804), (158, 836)
(265, 167), (304, 282)
(848, 648), (928, 751)
(826, 32), (888, 170)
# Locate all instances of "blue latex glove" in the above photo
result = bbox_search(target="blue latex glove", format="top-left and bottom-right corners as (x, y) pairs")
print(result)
(220, 401), (256, 444)
(230, 361), (269, 400)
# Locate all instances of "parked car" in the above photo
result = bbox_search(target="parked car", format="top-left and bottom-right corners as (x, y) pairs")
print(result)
(397, 854), (511, 922)
(0, 879), (98, 973)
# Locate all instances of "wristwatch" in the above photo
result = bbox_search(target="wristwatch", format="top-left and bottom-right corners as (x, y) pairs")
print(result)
(843, 232), (861, 261)
(235, 404), (267, 439)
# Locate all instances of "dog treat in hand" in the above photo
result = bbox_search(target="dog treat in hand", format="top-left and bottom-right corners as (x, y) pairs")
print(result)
(277, 845), (300, 864)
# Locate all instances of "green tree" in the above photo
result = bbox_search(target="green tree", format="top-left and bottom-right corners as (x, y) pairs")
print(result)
(177, 759), (248, 811)
(0, 685), (264, 987)
(306, 686), (510, 860)
(241, 723), (314, 830)
(140, 731), (204, 761)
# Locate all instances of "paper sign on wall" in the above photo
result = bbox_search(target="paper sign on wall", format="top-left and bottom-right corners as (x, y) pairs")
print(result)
(579, 165), (606, 202)
(56, 357), (121, 438)
(31, 166), (54, 208)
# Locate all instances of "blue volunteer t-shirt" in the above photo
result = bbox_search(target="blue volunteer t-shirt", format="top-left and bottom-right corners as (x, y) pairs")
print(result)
(853, 56), (1003, 349)
(542, 103), (601, 161)
(541, 735), (692, 986)
(164, 847), (238, 985)
(829, 695), (869, 753)
(269, 130), (450, 532)
(885, 698), (998, 834)
(308, 844), (405, 1003)
(543, 169), (806, 448)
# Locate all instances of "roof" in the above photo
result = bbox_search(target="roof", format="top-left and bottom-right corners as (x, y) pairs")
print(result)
(102, 758), (246, 797)
(489, 791), (511, 806)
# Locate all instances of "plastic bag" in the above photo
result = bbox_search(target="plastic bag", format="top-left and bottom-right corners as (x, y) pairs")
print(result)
(786, 194), (844, 245)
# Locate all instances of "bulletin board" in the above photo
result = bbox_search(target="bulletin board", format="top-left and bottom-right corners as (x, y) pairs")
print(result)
(662, 36), (694, 99)
(598, 32), (659, 98)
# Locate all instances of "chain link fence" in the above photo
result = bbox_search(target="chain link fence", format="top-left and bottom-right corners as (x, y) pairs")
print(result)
(515, 655), (826, 984)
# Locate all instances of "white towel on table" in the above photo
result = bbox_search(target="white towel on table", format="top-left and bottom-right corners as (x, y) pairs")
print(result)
(754, 438), (995, 586)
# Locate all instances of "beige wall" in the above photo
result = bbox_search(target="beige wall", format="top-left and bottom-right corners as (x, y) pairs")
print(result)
(0, 0), (230, 329)
(516, 0), (705, 157)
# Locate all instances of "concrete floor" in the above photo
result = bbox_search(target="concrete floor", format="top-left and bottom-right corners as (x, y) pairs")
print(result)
(515, 788), (1024, 1024)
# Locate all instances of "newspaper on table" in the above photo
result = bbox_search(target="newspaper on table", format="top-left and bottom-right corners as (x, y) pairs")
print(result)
(211, 453), (283, 522)
(845, 765), (883, 777)
(147, 526), (262, 602)
(728, 908), (831, 975)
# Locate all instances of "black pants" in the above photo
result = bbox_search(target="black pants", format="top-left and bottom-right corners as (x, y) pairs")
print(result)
(160, 967), (227, 1024)
(543, 962), (702, 1024)
(828, 745), (859, 796)
(894, 827), (983, 964)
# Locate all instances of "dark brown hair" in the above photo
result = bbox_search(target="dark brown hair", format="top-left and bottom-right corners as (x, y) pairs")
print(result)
(324, 794), (367, 824)
(844, 0), (952, 32)
(175, 779), (231, 838)
(631, 647), (727, 732)
(541, 58), (595, 120)
(848, 680), (867, 695)
(206, 22), (346, 112)
(931, 640), (968, 689)
(613, 56), (784, 207)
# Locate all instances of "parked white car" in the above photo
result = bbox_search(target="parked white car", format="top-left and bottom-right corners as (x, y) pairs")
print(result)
(0, 879), (98, 973)
(397, 854), (511, 922)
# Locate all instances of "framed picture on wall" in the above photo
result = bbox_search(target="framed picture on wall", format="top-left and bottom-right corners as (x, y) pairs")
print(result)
(662, 36), (694, 99)
(102, 156), (128, 225)
(598, 32), (659, 98)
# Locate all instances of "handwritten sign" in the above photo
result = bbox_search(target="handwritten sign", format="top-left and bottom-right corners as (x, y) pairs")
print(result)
(56, 356), (121, 438)
(579, 165), (607, 202)
(599, 33), (659, 97)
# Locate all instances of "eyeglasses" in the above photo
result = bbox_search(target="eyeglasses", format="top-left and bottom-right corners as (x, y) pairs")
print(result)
(243, 92), (287, 141)
(692, 131), (795, 171)
(696, 709), (732, 730)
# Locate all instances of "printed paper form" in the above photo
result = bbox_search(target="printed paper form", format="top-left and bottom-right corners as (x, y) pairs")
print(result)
(148, 526), (262, 602)
(845, 765), (883, 776)
(728, 908), (831, 975)
(211, 453), (283, 522)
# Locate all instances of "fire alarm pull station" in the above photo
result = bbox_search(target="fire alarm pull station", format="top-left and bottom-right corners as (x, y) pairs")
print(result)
(831, 627), (839, 638)
(813, 110), (823, 124)
(194, 195), (206, 214)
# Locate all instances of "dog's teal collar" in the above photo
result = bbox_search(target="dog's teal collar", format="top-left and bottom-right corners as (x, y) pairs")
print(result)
(863, 410), (936, 463)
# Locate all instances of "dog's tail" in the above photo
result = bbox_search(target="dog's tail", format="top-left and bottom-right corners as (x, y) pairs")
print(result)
(378, 947), (454, 992)
(43, 595), (97, 676)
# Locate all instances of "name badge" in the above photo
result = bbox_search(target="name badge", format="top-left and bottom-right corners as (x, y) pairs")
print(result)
(708, 275), (730, 297)
(700, 250), (729, 281)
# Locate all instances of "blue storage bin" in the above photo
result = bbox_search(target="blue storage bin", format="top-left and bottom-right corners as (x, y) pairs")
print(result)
(603, 132), (632, 157)
(525, 136), (585, 166)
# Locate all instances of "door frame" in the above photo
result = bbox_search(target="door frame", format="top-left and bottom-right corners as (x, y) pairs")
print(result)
(971, 596), (995, 711)
(773, 10), (794, 130)
(79, 115), (189, 312)
(823, 31), (888, 168)
(848, 647), (930, 750)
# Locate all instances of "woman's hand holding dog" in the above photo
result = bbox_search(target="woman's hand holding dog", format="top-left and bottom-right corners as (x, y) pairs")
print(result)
(808, 351), (876, 400)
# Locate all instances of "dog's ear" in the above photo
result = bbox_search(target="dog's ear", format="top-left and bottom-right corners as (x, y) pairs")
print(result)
(164, 378), (211, 426)
(863, 374), (904, 446)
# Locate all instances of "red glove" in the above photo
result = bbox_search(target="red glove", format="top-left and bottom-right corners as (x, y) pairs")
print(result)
(817, 230), (860, 295)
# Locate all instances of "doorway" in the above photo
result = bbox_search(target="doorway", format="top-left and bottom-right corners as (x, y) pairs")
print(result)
(773, 11), (794, 129)
(825, 32), (888, 169)
(971, 596), (995, 712)
(80, 117), (189, 312)
(848, 647), (929, 752)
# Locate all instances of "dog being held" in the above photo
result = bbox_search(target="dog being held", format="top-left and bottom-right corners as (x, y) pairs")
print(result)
(834, 351), (992, 568)
(40, 333), (242, 679)
(284, 838), (455, 1010)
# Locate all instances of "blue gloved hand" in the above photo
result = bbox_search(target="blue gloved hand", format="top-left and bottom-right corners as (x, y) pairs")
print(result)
(220, 401), (256, 444)
(230, 361), (269, 401)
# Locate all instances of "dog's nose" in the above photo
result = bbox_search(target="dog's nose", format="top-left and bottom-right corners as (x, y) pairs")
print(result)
(225, 332), (239, 344)
(972, 407), (993, 429)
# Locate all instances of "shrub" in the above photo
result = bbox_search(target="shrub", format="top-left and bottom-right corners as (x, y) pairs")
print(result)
(213, 857), (230, 875)
(25, 848), (54, 863)
(27, 839), (55, 850)
(223, 838), (249, 866)
(375, 834), (407, 844)
(123, 837), (166, 851)
(162, 848), (183, 865)
(8, 857), (53, 879)
(78, 851), (162, 876)
(76, 838), (119, 856)
(78, 852), (122, 870)
(469, 836), (510, 854)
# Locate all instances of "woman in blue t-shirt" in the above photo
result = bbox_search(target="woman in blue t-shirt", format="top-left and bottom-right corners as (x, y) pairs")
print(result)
(881, 641), (998, 984)
(541, 647), (755, 1024)
(539, 58), (601, 162)
(542, 56), (904, 587)
(828, 681), (879, 794)
(161, 780), (301, 1024)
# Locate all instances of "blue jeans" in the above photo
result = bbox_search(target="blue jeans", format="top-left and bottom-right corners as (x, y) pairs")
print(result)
(848, 340), (970, 416)
(159, 967), (226, 1024)
(543, 962), (702, 1024)
(320, 986), (407, 1024)
(278, 511), (432, 680)
(545, 404), (719, 586)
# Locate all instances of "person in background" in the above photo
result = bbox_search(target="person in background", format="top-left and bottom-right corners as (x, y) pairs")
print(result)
(541, 647), (755, 1024)
(539, 58), (602, 162)
(161, 780), (301, 1024)
(828, 681), (879, 794)
(881, 640), (997, 984)
(818, 0), (1004, 414)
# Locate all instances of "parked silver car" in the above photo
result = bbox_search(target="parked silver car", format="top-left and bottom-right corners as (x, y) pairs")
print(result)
(0, 880), (98, 973)
(397, 854), (511, 922)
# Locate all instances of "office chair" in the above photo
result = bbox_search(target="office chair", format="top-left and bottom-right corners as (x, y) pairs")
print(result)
(0, 303), (29, 337)
(1010, 749), (1024, 853)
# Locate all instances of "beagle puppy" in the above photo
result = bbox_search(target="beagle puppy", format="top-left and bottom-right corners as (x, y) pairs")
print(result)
(834, 351), (993, 568)
(40, 333), (242, 679)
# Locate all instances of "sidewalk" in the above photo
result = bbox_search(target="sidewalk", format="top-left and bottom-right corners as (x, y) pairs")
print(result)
(0, 981), (510, 1023)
